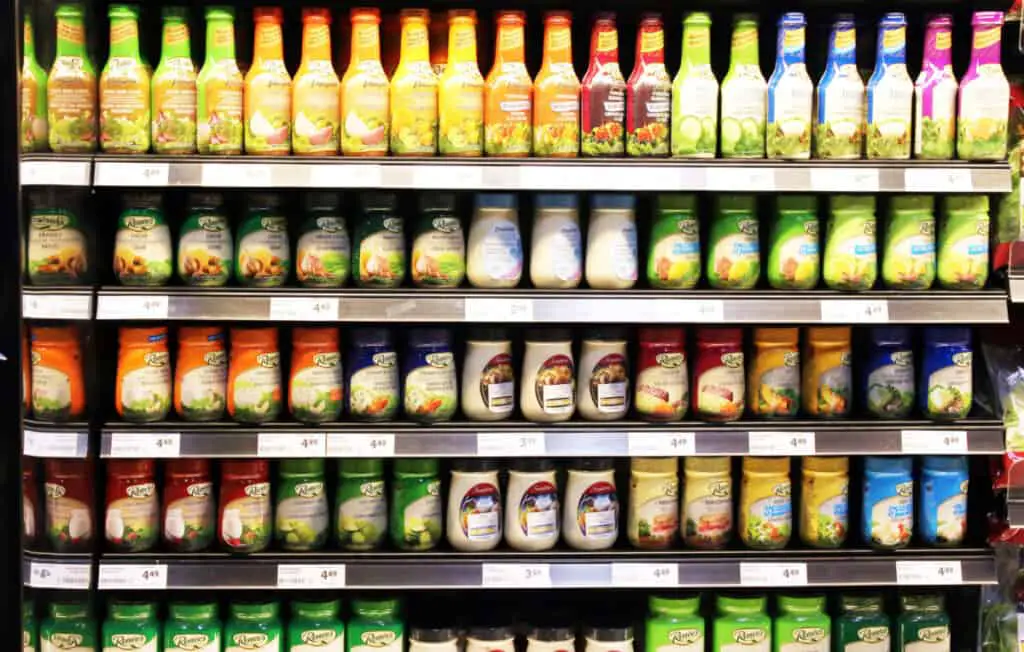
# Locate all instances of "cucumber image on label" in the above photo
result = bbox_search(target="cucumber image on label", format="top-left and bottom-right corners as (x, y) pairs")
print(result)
(721, 15), (766, 158)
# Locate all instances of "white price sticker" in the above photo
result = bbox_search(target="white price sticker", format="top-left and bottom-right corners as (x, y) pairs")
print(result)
(202, 163), (271, 187)
(98, 564), (168, 589)
(905, 168), (973, 193)
(708, 168), (774, 191)
(895, 561), (963, 585)
(482, 564), (551, 587)
(477, 432), (546, 456)
(108, 432), (181, 458)
(269, 297), (339, 321)
(327, 433), (396, 457)
(22, 293), (92, 319)
(97, 295), (169, 320)
(29, 562), (91, 589)
(257, 432), (327, 457)
(820, 299), (889, 323)
(628, 432), (695, 456)
(95, 162), (169, 186)
(464, 298), (534, 323)
(414, 165), (483, 189)
(740, 563), (808, 587)
(900, 430), (968, 454)
(611, 563), (678, 587)
(811, 168), (880, 192)
(310, 164), (381, 188)
(748, 431), (815, 456)
(683, 300), (725, 323)
(277, 564), (346, 588)
(23, 430), (87, 458)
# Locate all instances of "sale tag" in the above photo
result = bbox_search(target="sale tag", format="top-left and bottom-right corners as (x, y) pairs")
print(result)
(477, 432), (546, 456)
(24, 430), (87, 458)
(277, 564), (346, 588)
(905, 168), (972, 193)
(482, 564), (551, 587)
(95, 162), (169, 186)
(258, 432), (327, 457)
(748, 431), (815, 456)
(464, 298), (534, 323)
(269, 297), (339, 321)
(327, 433), (396, 457)
(740, 563), (808, 587)
(900, 430), (968, 454)
(29, 562), (91, 589)
(628, 432), (696, 456)
(22, 293), (92, 319)
(895, 561), (963, 585)
(97, 295), (169, 320)
(811, 168), (880, 192)
(820, 300), (889, 323)
(611, 563), (678, 587)
(108, 432), (181, 458)
(98, 564), (168, 589)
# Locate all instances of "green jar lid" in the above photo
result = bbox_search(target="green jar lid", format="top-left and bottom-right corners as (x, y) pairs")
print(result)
(734, 13), (758, 24)
(649, 596), (700, 615)
(56, 3), (86, 18)
(717, 595), (766, 614)
(280, 459), (325, 476)
(656, 194), (697, 213)
(419, 192), (458, 214)
(684, 12), (711, 26)
(891, 195), (934, 213)
(840, 595), (883, 613)
(716, 195), (756, 213)
(304, 192), (342, 213)
(24, 602), (33, 618)
(169, 602), (219, 621)
(108, 601), (157, 620)
(51, 602), (90, 619)
(944, 195), (989, 213)
(293, 599), (340, 619)
(340, 459), (384, 477)
(108, 5), (139, 20)
(231, 602), (279, 620)
(777, 595), (825, 613)
(352, 599), (401, 618)
(361, 192), (398, 213)
(900, 594), (944, 611)
(205, 6), (235, 20)
(394, 459), (438, 477)
(777, 195), (817, 213)
(831, 195), (876, 213)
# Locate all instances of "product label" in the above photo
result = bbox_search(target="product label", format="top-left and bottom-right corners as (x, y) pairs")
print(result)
(589, 353), (628, 414)
(847, 627), (889, 652)
(631, 475), (678, 547)
(479, 353), (514, 414)
(352, 631), (402, 652)
(743, 481), (792, 548)
(922, 472), (967, 545)
(179, 214), (232, 286)
(816, 358), (852, 416)
(867, 481), (913, 547)
(721, 71), (767, 157)
(781, 627), (827, 652)
(237, 217), (290, 287)
(227, 631), (278, 652)
(337, 479), (386, 550)
(106, 481), (158, 551)
(120, 348), (172, 422)
(296, 217), (350, 287)
(518, 480), (558, 538)
(867, 69), (913, 159)
(392, 60), (439, 155)
(958, 73), (1009, 160)
(755, 353), (800, 417)
(114, 211), (173, 286)
(866, 351), (914, 417)
(926, 354), (972, 419)
(28, 210), (88, 284)
(245, 61), (291, 155)
(804, 480), (849, 548)
(635, 351), (687, 419)
(439, 60), (485, 156)
(576, 481), (618, 538)
(291, 352), (343, 423)
(276, 479), (329, 550)
(817, 64), (865, 159)
(709, 221), (759, 289)
(349, 352), (399, 419)
(395, 480), (442, 550)
(164, 480), (214, 551)
(341, 61), (390, 155)
(291, 628), (343, 652)
(724, 628), (768, 652)
(232, 353), (282, 423)
(166, 632), (220, 652)
(105, 632), (158, 652)
(48, 56), (97, 153)
(31, 362), (73, 421)
(412, 219), (464, 286)
(683, 475), (732, 548)
(534, 65), (580, 156)
(481, 222), (523, 281)
(534, 354), (575, 415)
(697, 354), (745, 419)
(672, 68), (717, 157)
(197, 59), (244, 154)
(293, 64), (340, 155)
(178, 351), (227, 420)
(100, 57), (151, 153)
(357, 219), (405, 286)
(649, 217), (700, 288)
(768, 66), (813, 159)
(459, 482), (501, 541)
(45, 483), (91, 547)
(220, 481), (271, 551)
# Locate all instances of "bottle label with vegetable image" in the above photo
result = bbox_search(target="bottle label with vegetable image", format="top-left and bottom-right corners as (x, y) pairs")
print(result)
(957, 13), (1009, 160)
(809, 352), (852, 418)
(576, 481), (618, 539)
(163, 478), (214, 552)
(479, 353), (515, 414)
(767, 208), (818, 290)
(914, 16), (956, 160)
(937, 199), (988, 290)
(866, 15), (913, 159)
(276, 478), (329, 551)
(356, 216), (406, 287)
(297, 215), (350, 288)
(244, 9), (292, 154)
(236, 215), (290, 287)
(626, 15), (671, 157)
(342, 9), (390, 156)
(863, 474), (912, 549)
(116, 331), (172, 423)
(815, 17), (864, 159)
(484, 12), (532, 156)
(883, 202), (935, 290)
(152, 9), (198, 154)
(337, 478), (386, 550)
(518, 480), (558, 538)
(589, 353), (629, 415)
(405, 350), (457, 422)
(824, 202), (876, 291)
(581, 15), (625, 156)
(392, 10), (439, 155)
(292, 11), (340, 155)
(196, 9), (243, 154)
(721, 17), (766, 158)
(801, 473), (848, 548)
(741, 478), (791, 549)
(21, 16), (49, 153)
(865, 350), (914, 418)
(45, 479), (92, 551)
(100, 6), (151, 153)
(767, 13), (812, 159)
(106, 479), (158, 552)
(290, 350), (342, 424)
(228, 335), (282, 424)
(535, 354), (575, 415)
(707, 212), (759, 290)
(751, 350), (800, 418)
(48, 5), (97, 153)
(534, 13), (580, 157)
(672, 13), (717, 157)
(30, 328), (85, 422)
(925, 351), (972, 419)
(630, 474), (678, 548)
(696, 352), (745, 420)
(412, 216), (464, 287)
(682, 475), (732, 548)
(219, 480), (271, 552)
(178, 205), (232, 286)
(438, 12), (484, 156)
(648, 206), (700, 289)
(114, 204), (173, 286)
(348, 349), (399, 420)
(28, 205), (88, 286)
(392, 476), (442, 550)
(921, 470), (967, 545)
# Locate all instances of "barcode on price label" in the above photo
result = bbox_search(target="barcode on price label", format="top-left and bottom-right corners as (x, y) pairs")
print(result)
(628, 432), (695, 456)
(257, 432), (327, 457)
(98, 564), (168, 589)
(24, 430), (87, 458)
(277, 564), (346, 588)
(327, 433), (396, 457)
(740, 563), (808, 587)
(465, 298), (534, 323)
(895, 561), (962, 585)
(97, 295), (170, 320)
(748, 431), (815, 455)
(108, 432), (181, 458)
(477, 432), (546, 456)
(611, 563), (678, 587)
(482, 564), (551, 587)
(900, 430), (967, 454)
(820, 300), (889, 323)
(29, 562), (91, 589)
(269, 297), (339, 321)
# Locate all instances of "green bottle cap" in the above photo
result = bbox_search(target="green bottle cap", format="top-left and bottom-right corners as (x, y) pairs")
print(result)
(716, 195), (756, 213)
(340, 459), (384, 477)
(734, 13), (758, 25)
(169, 602), (219, 621)
(684, 12), (712, 26)
(900, 594), (944, 612)
(831, 195), (876, 213)
(51, 602), (90, 619)
(205, 6), (234, 20)
(777, 195), (818, 213)
(56, 3), (86, 18)
(777, 595), (825, 613)
(280, 459), (325, 476)
(890, 195), (934, 213)
(419, 192), (458, 214)
(108, 4), (139, 19)
(361, 192), (399, 213)
(840, 595), (883, 612)
(231, 602), (279, 619)
(394, 458), (438, 477)
(657, 194), (697, 213)
(944, 195), (989, 213)
(352, 599), (400, 618)
(717, 595), (767, 614)
(649, 595), (700, 615)
(293, 599), (340, 619)
(304, 192), (342, 212)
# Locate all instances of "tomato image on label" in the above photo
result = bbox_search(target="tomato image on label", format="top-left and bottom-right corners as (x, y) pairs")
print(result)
(535, 354), (575, 415)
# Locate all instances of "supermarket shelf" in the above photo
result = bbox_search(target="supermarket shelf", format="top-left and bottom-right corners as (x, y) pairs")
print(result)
(93, 288), (1011, 324)
(20, 154), (91, 187)
(92, 548), (996, 590)
(99, 418), (1003, 458)
(23, 423), (90, 458)
(22, 552), (93, 589)
(22, 287), (93, 320)
(87, 155), (1011, 193)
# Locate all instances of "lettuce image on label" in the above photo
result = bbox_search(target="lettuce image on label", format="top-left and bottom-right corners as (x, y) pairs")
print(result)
(937, 195), (988, 290)
(814, 16), (864, 159)
(672, 13), (717, 158)
(767, 13), (812, 160)
(914, 16), (957, 160)
(957, 12), (1009, 161)
(866, 14), (913, 160)
(768, 196), (818, 290)
(100, 5), (151, 154)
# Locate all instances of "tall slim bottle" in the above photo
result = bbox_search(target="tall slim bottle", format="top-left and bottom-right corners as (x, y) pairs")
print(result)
(534, 11), (580, 157)
(245, 6), (291, 155)
(671, 12), (717, 158)
(100, 4), (150, 153)
(293, 8), (340, 155)
(341, 8), (390, 156)
(626, 13), (671, 157)
(391, 9), (438, 156)
(721, 14), (766, 158)
(814, 15), (864, 159)
(866, 13), (913, 160)
(152, 7), (197, 154)
(484, 11), (532, 156)
(914, 15), (957, 160)
(957, 12), (1010, 161)
(48, 3), (96, 153)
(767, 12), (812, 160)
(438, 10), (484, 156)
(581, 13), (625, 157)
(22, 14), (48, 151)
(196, 6), (243, 154)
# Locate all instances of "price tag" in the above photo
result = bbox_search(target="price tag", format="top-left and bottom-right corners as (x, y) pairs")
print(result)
(464, 298), (534, 322)
(310, 164), (382, 188)
(477, 432), (546, 456)
(108, 432), (181, 458)
(414, 165), (483, 189)
(740, 563), (808, 587)
(29, 562), (91, 589)
(97, 294), (169, 320)
(811, 168), (880, 192)
(24, 430), (87, 458)
(895, 561), (963, 585)
(905, 168), (973, 193)
(628, 432), (696, 456)
(257, 432), (327, 457)
(611, 563), (678, 587)
(482, 564), (551, 587)
(95, 162), (169, 186)
(98, 564), (168, 589)
(277, 564), (346, 588)
(748, 431), (815, 456)
(707, 168), (775, 191)
(22, 293), (92, 319)
(900, 429), (968, 454)
(327, 433), (396, 457)
(202, 163), (272, 187)
(820, 299), (889, 323)
(269, 297), (339, 321)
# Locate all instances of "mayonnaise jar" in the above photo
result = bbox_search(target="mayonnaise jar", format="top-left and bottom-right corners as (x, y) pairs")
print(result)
(461, 329), (515, 421)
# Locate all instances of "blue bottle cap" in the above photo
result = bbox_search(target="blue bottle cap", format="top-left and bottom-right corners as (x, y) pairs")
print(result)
(475, 193), (518, 210)
(869, 327), (911, 346)
(350, 327), (393, 348)
(881, 12), (907, 27)
(921, 456), (967, 472)
(536, 193), (578, 210)
(779, 12), (805, 27)
(923, 327), (971, 346)
(591, 194), (636, 211)
(408, 328), (452, 349)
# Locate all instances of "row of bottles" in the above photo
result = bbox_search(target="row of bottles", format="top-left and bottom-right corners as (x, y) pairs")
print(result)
(23, 6), (1010, 160)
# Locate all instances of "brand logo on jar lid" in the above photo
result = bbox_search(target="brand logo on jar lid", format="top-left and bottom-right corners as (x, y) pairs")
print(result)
(426, 352), (453, 368)
(774, 483), (791, 497)
(144, 351), (170, 367)
(314, 352), (340, 368)
(663, 480), (679, 498)
(803, 221), (819, 236)
(669, 629), (701, 645)
(432, 217), (461, 233)
(383, 218), (402, 233)
(123, 214), (157, 231)
(362, 631), (397, 647)
(111, 633), (148, 649)
(678, 220), (697, 236)
(919, 220), (934, 236)
(172, 633), (212, 650)
(48, 633), (83, 649)
(896, 482), (913, 497)
(244, 482), (270, 498)
(738, 219), (758, 235)
(197, 216), (224, 231)
(793, 628), (825, 644)
(891, 351), (912, 366)
(864, 220), (877, 236)
(361, 481), (384, 497)
(656, 352), (684, 368)
(709, 480), (731, 497)
(841, 352), (852, 366)
(373, 352), (397, 368)
(233, 633), (270, 649)
(783, 352), (799, 367)
(952, 352), (972, 367)
(857, 627), (889, 644)
(260, 217), (286, 232)
(316, 217), (344, 233)
(733, 629), (766, 645)
(918, 627), (949, 643)
(204, 350), (227, 366)
(721, 352), (743, 368)
(31, 213), (70, 230)
(45, 483), (66, 499)
(295, 482), (324, 498)
(302, 630), (338, 646)
(428, 480), (441, 496)
(126, 483), (155, 499)
(30, 350), (41, 365)
(256, 352), (280, 368)
(187, 482), (212, 498)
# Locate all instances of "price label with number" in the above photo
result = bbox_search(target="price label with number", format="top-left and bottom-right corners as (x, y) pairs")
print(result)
(707, 168), (775, 191)
(895, 561), (962, 585)
(202, 163), (272, 187)
(310, 164), (381, 188)
(482, 564), (551, 587)
(30, 562), (91, 589)
(820, 300), (889, 323)
(96, 162), (169, 186)
(811, 168), (880, 192)
(900, 430), (967, 454)
(258, 432), (327, 457)
(628, 432), (695, 456)
(905, 168), (972, 193)
(24, 430), (87, 458)
(740, 563), (808, 587)
(611, 563), (678, 587)
(269, 297), (339, 321)
(464, 298), (534, 323)
(477, 432), (546, 456)
(97, 295), (170, 320)
(108, 432), (181, 458)
(98, 564), (168, 589)
(327, 433), (396, 457)
(748, 431), (815, 455)
(277, 564), (347, 588)
(23, 293), (92, 319)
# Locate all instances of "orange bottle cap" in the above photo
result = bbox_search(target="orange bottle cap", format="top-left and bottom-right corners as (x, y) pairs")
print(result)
(351, 7), (381, 23)
(253, 6), (283, 22)
(302, 7), (331, 24)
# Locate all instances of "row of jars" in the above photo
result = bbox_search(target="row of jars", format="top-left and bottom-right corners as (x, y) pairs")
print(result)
(31, 455), (968, 554)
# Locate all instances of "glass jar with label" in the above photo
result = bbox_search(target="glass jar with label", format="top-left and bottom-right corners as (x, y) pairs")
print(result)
(114, 193), (173, 286)
(713, 596), (769, 652)
(648, 194), (701, 289)
(288, 600), (344, 652)
(391, 459), (442, 551)
(803, 327), (852, 418)
(748, 328), (800, 419)
(353, 192), (406, 288)
(227, 327), (282, 424)
(179, 192), (233, 287)
(105, 459), (158, 552)
(531, 193), (582, 289)
(647, 597), (703, 652)
(586, 194), (638, 289)
(564, 458), (619, 550)
(775, 596), (830, 652)
(466, 627), (515, 652)
(835, 595), (890, 652)
(275, 459), (328, 552)
(863, 456), (913, 550)
(103, 601), (160, 652)
(505, 459), (559, 551)
(920, 455), (968, 546)
(693, 327), (745, 422)
(219, 460), (271, 553)
(467, 193), (523, 288)
(163, 459), (214, 553)
(412, 192), (465, 288)
(862, 327), (914, 419)
(336, 458), (387, 551)
(628, 457), (679, 549)
(297, 193), (350, 288)
(740, 456), (792, 550)
(898, 595), (950, 652)
(584, 626), (634, 652)
(116, 326), (172, 423)
(30, 324), (86, 422)
(236, 194), (290, 288)
(347, 328), (399, 421)
(41, 602), (96, 652)
(290, 327), (343, 424)
(579, 328), (630, 421)
(682, 457), (732, 549)
(349, 599), (404, 652)
(405, 328), (457, 423)
(527, 627), (575, 652)
(26, 190), (90, 286)
(447, 459), (502, 552)
(225, 601), (282, 652)
(410, 627), (460, 652)
(636, 328), (688, 421)
(800, 456), (849, 549)
(174, 327), (227, 422)
(165, 602), (222, 652)
(920, 327), (973, 420)
(462, 328), (515, 421)
(521, 328), (576, 422)
(45, 459), (93, 553)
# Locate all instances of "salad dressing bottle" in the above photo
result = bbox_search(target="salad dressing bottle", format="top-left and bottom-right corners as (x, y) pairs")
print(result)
(767, 13), (812, 160)
(957, 12), (1010, 161)
(438, 10), (484, 156)
(671, 13), (717, 158)
(341, 8), (390, 156)
(914, 16), (957, 160)
(100, 4), (151, 153)
(292, 8), (340, 155)
(721, 14), (766, 158)
(581, 13), (625, 157)
(484, 11), (532, 156)
(196, 7), (243, 154)
(626, 14), (670, 157)
(152, 7), (197, 154)
(866, 13), (913, 160)
(21, 14), (48, 152)
(390, 9), (438, 156)
(533, 11), (580, 157)
(244, 7), (291, 155)
(814, 15), (864, 159)
(48, 3), (97, 153)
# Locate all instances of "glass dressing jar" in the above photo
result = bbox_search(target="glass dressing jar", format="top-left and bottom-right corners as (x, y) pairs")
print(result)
(467, 193), (523, 288)
(347, 327), (399, 421)
(531, 193), (583, 288)
(682, 457), (733, 549)
(105, 459), (158, 552)
(527, 627), (576, 652)
(412, 192), (465, 288)
(505, 459), (559, 551)
(800, 456), (849, 549)
(564, 458), (618, 550)
(404, 328), (457, 423)
(336, 458), (387, 551)
(578, 328), (630, 421)
(635, 327), (687, 421)
(586, 194), (638, 289)
(447, 459), (502, 552)
(628, 457), (679, 549)
(467, 626), (515, 652)
(521, 328), (575, 422)
(584, 626), (634, 652)
(410, 626), (460, 652)
(163, 459), (214, 553)
(740, 456), (792, 550)
(219, 460), (271, 553)
(462, 328), (515, 421)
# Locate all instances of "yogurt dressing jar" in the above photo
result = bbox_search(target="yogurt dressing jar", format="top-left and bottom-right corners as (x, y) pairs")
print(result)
(505, 459), (560, 552)
(586, 194), (638, 289)
(446, 459), (503, 552)
(462, 328), (515, 421)
(584, 626), (634, 652)
(578, 328), (630, 421)
(521, 329), (576, 422)
(409, 626), (460, 652)
(863, 456), (913, 550)
(466, 626), (516, 652)
(564, 459), (619, 550)
(467, 193), (523, 289)
(527, 627), (576, 652)
(531, 193), (583, 288)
